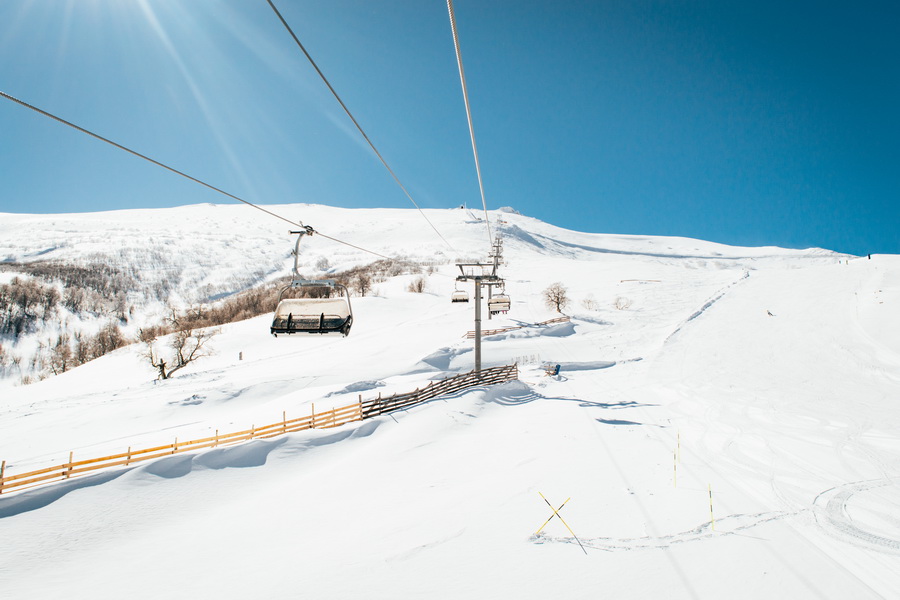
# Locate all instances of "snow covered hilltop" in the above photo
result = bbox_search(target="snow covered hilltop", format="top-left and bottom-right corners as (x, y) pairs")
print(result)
(0, 202), (842, 387)
(1, 203), (899, 598)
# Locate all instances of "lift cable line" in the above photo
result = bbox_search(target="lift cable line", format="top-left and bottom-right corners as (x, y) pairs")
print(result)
(0, 89), (301, 230)
(265, 0), (458, 255)
(0, 89), (412, 266)
(446, 0), (493, 251)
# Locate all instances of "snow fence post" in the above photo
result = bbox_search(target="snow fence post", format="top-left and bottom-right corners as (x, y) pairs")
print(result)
(283, 411), (287, 434)
(126, 447), (131, 466)
(65, 451), (73, 479)
(311, 403), (316, 428)
(0, 460), (5, 494)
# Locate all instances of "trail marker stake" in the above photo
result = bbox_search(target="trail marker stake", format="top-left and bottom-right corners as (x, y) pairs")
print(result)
(537, 492), (587, 555)
(534, 497), (570, 535)
(708, 484), (715, 531)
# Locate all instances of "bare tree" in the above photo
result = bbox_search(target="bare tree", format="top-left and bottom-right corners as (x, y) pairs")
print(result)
(48, 334), (72, 375)
(354, 272), (372, 297)
(93, 321), (126, 357)
(581, 294), (599, 311)
(145, 326), (218, 380)
(141, 307), (218, 380)
(543, 282), (570, 313)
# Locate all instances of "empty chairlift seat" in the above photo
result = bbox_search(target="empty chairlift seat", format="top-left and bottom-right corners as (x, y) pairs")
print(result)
(271, 297), (353, 337)
(451, 290), (470, 303)
(488, 294), (511, 315)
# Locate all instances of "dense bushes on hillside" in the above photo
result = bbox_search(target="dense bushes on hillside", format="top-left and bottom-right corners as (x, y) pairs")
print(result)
(43, 322), (128, 377)
(1, 256), (433, 385)
(178, 257), (432, 329)
(1, 261), (137, 323)
(0, 277), (60, 337)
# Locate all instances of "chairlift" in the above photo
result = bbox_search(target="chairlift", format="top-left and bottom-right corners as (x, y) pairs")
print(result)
(451, 287), (470, 303)
(271, 228), (353, 337)
(488, 292), (511, 315)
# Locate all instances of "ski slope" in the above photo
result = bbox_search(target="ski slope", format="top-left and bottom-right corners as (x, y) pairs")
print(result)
(1, 204), (899, 599)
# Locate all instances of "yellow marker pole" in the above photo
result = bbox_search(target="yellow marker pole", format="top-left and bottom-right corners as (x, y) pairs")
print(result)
(673, 450), (677, 488)
(534, 497), (570, 535)
(708, 484), (715, 531)
(539, 492), (587, 555)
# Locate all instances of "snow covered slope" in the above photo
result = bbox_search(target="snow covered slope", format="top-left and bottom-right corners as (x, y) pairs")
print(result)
(1, 204), (898, 599)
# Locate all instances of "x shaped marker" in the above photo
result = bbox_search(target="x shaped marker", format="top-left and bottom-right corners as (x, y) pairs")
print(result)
(536, 492), (587, 554)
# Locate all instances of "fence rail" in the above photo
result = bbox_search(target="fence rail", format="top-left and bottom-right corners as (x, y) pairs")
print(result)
(0, 364), (518, 497)
(463, 316), (570, 339)
(362, 364), (517, 418)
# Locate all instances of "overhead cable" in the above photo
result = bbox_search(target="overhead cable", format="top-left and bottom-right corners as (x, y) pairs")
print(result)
(446, 0), (494, 251)
(265, 0), (458, 255)
(0, 89), (301, 230)
(0, 89), (417, 265)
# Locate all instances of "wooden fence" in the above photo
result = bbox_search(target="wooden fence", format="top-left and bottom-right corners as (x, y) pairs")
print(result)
(362, 364), (517, 418)
(0, 364), (518, 497)
(463, 316), (570, 339)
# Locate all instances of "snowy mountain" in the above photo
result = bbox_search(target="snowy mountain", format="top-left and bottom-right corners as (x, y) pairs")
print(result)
(1, 203), (898, 599)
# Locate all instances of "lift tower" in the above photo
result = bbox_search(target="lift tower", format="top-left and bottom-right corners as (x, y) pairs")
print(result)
(456, 260), (504, 373)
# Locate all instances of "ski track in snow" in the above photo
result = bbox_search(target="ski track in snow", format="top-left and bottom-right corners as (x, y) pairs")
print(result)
(814, 480), (900, 554)
(532, 509), (795, 552)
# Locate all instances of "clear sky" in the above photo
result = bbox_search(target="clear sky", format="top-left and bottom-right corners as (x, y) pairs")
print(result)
(1, 0), (897, 256)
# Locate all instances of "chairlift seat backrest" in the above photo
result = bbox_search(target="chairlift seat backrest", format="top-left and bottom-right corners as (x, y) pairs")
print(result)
(271, 297), (352, 336)
(488, 294), (511, 314)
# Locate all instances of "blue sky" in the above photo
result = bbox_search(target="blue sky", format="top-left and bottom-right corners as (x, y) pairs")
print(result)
(1, 0), (897, 256)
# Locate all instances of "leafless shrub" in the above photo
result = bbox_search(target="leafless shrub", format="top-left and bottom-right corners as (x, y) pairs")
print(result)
(615, 296), (633, 310)
(407, 276), (427, 293)
(581, 294), (599, 311)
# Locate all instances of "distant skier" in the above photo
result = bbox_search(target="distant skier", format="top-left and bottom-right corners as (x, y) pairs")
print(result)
(767, 310), (775, 317)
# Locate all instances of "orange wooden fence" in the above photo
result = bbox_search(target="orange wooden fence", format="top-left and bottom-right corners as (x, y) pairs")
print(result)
(0, 364), (518, 496)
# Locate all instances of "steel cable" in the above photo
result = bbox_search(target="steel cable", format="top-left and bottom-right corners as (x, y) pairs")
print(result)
(446, 0), (493, 252)
(0, 89), (429, 268)
(266, 0), (458, 255)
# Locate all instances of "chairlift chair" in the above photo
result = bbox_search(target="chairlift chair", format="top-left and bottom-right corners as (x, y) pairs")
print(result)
(271, 228), (353, 337)
(488, 293), (511, 315)
(451, 289), (470, 303)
